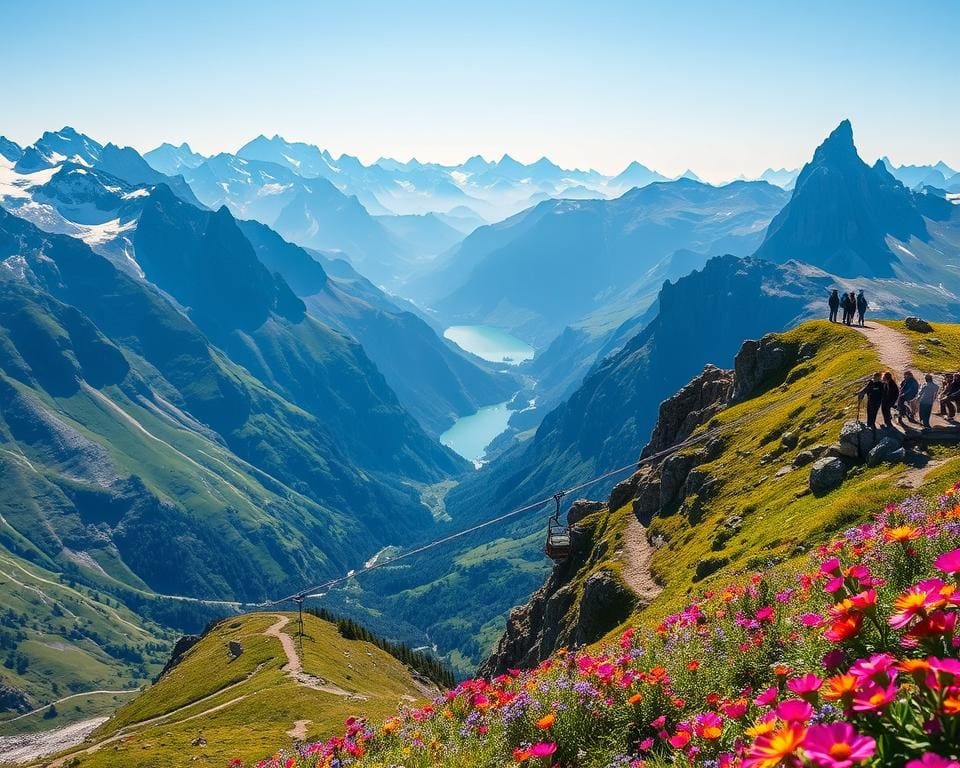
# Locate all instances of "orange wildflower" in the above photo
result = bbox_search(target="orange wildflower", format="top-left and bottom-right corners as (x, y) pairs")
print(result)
(822, 674), (858, 705)
(535, 712), (556, 730)
(382, 718), (401, 734)
(884, 525), (920, 542)
(744, 723), (806, 768)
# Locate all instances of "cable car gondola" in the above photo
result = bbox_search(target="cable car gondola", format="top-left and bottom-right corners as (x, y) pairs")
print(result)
(545, 491), (571, 562)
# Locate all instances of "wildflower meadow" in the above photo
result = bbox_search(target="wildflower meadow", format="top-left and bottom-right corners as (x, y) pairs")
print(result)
(240, 482), (960, 768)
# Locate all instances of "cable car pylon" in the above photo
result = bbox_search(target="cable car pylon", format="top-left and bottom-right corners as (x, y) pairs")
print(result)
(293, 592), (306, 652)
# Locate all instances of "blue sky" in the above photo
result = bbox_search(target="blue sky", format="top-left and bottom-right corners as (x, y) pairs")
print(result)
(3, 0), (957, 181)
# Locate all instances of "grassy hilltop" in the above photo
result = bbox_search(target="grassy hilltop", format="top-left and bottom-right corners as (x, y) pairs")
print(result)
(30, 612), (435, 768)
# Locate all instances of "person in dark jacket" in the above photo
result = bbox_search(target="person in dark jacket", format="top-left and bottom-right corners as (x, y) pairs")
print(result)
(940, 374), (957, 418)
(897, 369), (919, 423)
(858, 372), (884, 432)
(828, 290), (840, 323)
(942, 373), (960, 419)
(856, 290), (868, 327)
(841, 292), (852, 325)
(881, 371), (899, 428)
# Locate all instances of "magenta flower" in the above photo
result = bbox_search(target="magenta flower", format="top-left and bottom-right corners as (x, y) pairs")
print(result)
(825, 576), (845, 594)
(820, 557), (842, 576)
(907, 754), (960, 768)
(851, 681), (897, 712)
(787, 673), (823, 697)
(849, 653), (896, 684)
(929, 656), (960, 682)
(529, 742), (557, 758)
(802, 722), (876, 768)
(754, 686), (778, 707)
(756, 606), (776, 624)
(934, 548), (960, 574)
(776, 698), (813, 723)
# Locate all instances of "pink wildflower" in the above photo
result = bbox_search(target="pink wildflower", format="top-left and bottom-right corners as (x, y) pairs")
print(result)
(802, 722), (875, 768)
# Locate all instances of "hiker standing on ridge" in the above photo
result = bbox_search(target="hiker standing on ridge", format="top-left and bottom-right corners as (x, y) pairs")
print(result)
(898, 370), (919, 424)
(856, 290), (868, 327)
(881, 371), (899, 429)
(828, 289), (840, 323)
(858, 372), (884, 432)
(841, 292), (852, 325)
(918, 374), (940, 429)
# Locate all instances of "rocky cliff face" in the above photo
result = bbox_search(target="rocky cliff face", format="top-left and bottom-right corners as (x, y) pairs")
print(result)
(479, 333), (800, 675)
(0, 679), (31, 713)
(476, 511), (637, 677)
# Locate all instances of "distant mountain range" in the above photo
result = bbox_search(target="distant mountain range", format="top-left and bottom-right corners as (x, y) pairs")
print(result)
(141, 134), (811, 228)
(418, 178), (790, 346)
(0, 128), (510, 438)
(0, 127), (539, 621)
(881, 156), (959, 191)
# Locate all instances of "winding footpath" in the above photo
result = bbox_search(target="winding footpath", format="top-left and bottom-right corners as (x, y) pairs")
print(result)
(264, 615), (367, 701)
(851, 322), (915, 375)
(620, 518), (663, 603)
(852, 322), (954, 429)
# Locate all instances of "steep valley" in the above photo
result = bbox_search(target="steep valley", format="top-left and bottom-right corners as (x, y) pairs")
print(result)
(3, 115), (960, 767)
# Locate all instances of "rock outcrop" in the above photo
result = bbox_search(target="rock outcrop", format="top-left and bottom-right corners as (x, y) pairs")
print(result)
(904, 317), (934, 334)
(811, 419), (906, 490)
(478, 535), (636, 677)
(730, 334), (799, 402)
(567, 499), (605, 525)
(809, 457), (846, 495)
(643, 365), (734, 457)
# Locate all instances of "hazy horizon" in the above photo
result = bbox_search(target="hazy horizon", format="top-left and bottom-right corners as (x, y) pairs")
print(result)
(3, 0), (958, 183)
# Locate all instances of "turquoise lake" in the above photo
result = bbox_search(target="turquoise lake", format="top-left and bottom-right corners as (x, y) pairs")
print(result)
(440, 401), (512, 466)
(443, 325), (535, 365)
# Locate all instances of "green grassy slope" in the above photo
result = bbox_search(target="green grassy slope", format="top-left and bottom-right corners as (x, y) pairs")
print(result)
(645, 322), (903, 611)
(0, 549), (171, 737)
(535, 320), (960, 647)
(40, 612), (434, 768)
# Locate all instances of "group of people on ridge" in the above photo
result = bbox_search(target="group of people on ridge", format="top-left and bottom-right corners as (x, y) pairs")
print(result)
(858, 369), (958, 431)
(829, 289), (868, 326)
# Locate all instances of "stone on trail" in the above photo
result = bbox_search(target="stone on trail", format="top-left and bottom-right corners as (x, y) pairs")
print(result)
(809, 457), (846, 495)
(904, 317), (934, 333)
(839, 420), (876, 461)
(867, 435), (903, 467)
